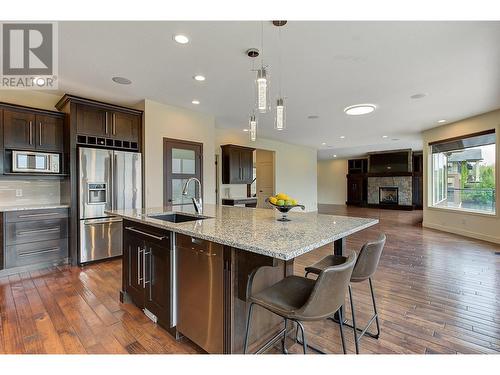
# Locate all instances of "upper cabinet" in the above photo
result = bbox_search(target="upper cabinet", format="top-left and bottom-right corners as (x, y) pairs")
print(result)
(2, 106), (64, 153)
(57, 95), (142, 151)
(221, 144), (255, 184)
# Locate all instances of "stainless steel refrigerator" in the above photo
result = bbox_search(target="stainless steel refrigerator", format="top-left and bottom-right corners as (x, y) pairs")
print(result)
(79, 147), (142, 264)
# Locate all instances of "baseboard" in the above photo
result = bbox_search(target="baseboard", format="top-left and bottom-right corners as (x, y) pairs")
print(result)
(422, 221), (500, 244)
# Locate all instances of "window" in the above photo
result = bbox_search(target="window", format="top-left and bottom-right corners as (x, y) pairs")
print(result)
(429, 130), (496, 214)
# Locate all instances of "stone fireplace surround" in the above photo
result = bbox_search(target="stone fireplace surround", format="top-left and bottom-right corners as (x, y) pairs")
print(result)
(368, 176), (413, 206)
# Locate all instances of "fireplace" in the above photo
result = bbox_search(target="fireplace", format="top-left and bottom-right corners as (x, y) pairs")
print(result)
(379, 187), (399, 205)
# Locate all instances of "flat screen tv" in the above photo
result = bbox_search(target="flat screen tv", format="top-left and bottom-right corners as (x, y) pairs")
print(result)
(369, 151), (411, 173)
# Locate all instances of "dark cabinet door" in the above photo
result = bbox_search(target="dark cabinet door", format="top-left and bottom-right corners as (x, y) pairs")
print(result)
(76, 104), (108, 137)
(35, 114), (64, 152)
(221, 145), (255, 184)
(228, 148), (241, 184)
(123, 230), (145, 308)
(111, 112), (140, 142)
(240, 149), (253, 184)
(145, 240), (171, 328)
(347, 175), (364, 204)
(3, 109), (36, 150)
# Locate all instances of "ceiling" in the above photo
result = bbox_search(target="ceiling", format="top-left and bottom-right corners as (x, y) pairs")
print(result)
(56, 21), (500, 159)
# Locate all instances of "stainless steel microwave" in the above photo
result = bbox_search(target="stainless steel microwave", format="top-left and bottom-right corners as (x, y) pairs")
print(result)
(12, 150), (60, 174)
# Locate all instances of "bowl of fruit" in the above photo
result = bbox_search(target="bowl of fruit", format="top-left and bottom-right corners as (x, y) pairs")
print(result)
(266, 193), (305, 222)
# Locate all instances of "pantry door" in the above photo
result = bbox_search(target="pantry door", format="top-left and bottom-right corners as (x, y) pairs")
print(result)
(164, 138), (203, 207)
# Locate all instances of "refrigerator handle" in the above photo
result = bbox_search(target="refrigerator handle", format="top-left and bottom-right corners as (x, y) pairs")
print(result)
(111, 152), (116, 210)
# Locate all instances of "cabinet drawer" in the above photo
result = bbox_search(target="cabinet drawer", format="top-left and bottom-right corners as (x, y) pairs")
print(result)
(5, 239), (68, 268)
(5, 208), (69, 223)
(5, 218), (68, 245)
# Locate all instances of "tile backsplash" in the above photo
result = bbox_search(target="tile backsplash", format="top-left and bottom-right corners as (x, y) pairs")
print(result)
(0, 179), (63, 207)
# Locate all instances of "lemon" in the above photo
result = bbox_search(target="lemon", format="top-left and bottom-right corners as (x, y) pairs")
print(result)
(276, 193), (289, 201)
(269, 197), (278, 204)
(291, 199), (298, 205)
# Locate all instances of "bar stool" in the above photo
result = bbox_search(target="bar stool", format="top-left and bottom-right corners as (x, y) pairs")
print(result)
(243, 252), (356, 354)
(305, 234), (386, 354)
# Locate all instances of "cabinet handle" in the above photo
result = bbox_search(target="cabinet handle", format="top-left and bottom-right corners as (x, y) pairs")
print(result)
(105, 114), (109, 135)
(18, 212), (59, 218)
(125, 226), (166, 241)
(29, 121), (33, 145)
(143, 248), (150, 288)
(112, 113), (116, 135)
(137, 246), (143, 285)
(18, 227), (59, 236)
(19, 247), (60, 257)
(39, 122), (42, 146)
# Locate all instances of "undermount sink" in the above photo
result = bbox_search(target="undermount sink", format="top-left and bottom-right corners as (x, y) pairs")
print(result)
(148, 213), (209, 223)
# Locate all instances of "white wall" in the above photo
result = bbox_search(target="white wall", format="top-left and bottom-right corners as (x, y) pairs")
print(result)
(422, 109), (500, 244)
(215, 128), (318, 212)
(143, 99), (216, 207)
(317, 159), (348, 205)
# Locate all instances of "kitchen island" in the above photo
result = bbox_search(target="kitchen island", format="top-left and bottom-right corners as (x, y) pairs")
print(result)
(107, 204), (378, 354)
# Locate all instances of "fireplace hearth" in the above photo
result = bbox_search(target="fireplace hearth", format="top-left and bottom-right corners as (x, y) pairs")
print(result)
(379, 187), (399, 205)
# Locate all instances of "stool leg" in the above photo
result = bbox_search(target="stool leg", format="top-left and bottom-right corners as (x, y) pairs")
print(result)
(369, 278), (380, 339)
(282, 318), (288, 354)
(243, 302), (255, 354)
(296, 321), (308, 354)
(348, 284), (359, 354)
(338, 307), (347, 354)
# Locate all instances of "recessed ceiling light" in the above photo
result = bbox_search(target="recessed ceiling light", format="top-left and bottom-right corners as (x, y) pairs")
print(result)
(191, 100), (200, 105)
(321, 142), (326, 146)
(382, 135), (388, 139)
(112, 76), (132, 85)
(410, 93), (427, 99)
(173, 34), (189, 44)
(344, 104), (376, 116)
(193, 75), (206, 81)
(333, 154), (337, 158)
(340, 135), (346, 139)
(437, 119), (447, 123)
(243, 128), (249, 132)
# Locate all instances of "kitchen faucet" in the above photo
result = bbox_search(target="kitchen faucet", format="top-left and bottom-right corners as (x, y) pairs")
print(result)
(182, 177), (203, 214)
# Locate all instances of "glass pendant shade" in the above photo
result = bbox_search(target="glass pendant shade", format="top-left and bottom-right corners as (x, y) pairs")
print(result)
(275, 98), (285, 130)
(249, 115), (257, 142)
(256, 67), (269, 113)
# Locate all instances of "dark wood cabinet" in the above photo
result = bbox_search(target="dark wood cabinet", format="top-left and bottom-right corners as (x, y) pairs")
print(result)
(2, 107), (64, 153)
(75, 103), (140, 143)
(221, 144), (255, 184)
(122, 221), (172, 331)
(347, 174), (365, 205)
(3, 109), (35, 150)
(76, 104), (108, 137)
(35, 114), (64, 152)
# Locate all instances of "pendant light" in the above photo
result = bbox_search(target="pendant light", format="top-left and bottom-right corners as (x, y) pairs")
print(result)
(249, 114), (257, 142)
(274, 20), (287, 130)
(256, 22), (269, 113)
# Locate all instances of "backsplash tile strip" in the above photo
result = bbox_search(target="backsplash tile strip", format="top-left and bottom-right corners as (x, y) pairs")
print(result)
(0, 179), (62, 207)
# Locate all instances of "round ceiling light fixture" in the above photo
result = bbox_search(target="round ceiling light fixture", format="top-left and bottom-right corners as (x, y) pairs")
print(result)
(193, 75), (206, 81)
(410, 93), (427, 99)
(112, 76), (132, 85)
(191, 100), (200, 105)
(173, 34), (189, 44)
(437, 119), (447, 123)
(344, 103), (376, 116)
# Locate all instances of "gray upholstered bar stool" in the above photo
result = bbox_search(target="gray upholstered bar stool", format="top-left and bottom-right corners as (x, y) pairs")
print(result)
(305, 234), (386, 354)
(243, 252), (356, 354)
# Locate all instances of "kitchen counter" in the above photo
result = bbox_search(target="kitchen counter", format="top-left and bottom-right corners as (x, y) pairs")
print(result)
(0, 204), (70, 212)
(106, 204), (378, 260)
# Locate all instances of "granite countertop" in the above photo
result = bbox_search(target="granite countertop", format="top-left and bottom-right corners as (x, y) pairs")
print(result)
(0, 204), (70, 212)
(106, 204), (378, 260)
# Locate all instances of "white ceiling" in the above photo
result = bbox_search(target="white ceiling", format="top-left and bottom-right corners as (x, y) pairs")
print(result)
(56, 21), (500, 159)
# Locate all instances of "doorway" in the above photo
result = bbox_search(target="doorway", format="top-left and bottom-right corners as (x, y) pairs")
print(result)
(255, 149), (275, 208)
(163, 138), (203, 207)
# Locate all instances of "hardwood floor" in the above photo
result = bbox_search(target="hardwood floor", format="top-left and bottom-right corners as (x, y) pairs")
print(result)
(1, 205), (499, 354)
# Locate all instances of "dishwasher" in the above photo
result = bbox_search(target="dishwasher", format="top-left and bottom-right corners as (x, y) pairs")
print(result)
(177, 234), (224, 353)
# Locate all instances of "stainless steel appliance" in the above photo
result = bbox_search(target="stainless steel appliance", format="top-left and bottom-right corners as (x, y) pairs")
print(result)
(12, 150), (60, 173)
(79, 147), (142, 263)
(177, 235), (224, 353)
